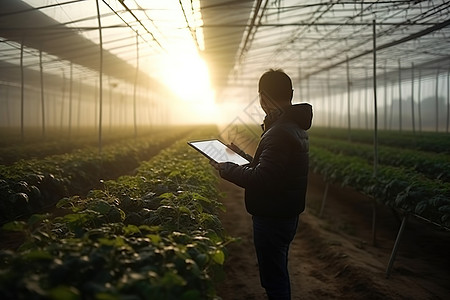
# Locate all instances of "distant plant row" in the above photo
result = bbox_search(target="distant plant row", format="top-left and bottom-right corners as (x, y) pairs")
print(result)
(310, 127), (450, 154)
(312, 136), (450, 182)
(0, 126), (185, 165)
(0, 127), (192, 223)
(309, 128), (450, 228)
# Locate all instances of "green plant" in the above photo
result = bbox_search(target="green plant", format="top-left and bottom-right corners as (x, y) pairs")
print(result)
(0, 126), (233, 299)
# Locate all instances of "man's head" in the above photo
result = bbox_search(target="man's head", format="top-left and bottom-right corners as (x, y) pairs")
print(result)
(258, 69), (293, 114)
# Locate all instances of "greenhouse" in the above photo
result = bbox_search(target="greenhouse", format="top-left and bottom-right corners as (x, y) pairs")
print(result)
(0, 1), (449, 299)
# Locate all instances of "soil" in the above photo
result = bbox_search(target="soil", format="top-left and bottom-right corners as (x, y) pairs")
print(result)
(216, 172), (450, 300)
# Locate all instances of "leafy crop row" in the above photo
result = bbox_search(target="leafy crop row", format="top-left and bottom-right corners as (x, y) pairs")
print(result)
(310, 146), (450, 228)
(0, 126), (179, 165)
(0, 129), (230, 299)
(310, 127), (450, 154)
(0, 127), (191, 223)
(312, 136), (450, 182)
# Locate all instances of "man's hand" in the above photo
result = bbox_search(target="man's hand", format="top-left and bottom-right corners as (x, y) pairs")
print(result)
(209, 160), (226, 171)
(227, 142), (242, 153)
(228, 143), (253, 162)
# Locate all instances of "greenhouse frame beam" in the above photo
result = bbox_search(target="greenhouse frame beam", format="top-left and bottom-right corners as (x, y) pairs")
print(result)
(178, 0), (201, 53)
(238, 0), (264, 61)
(0, 0), (82, 18)
(117, 0), (166, 52)
(0, 26), (128, 31)
(0, 0), (164, 90)
(201, 22), (440, 27)
(303, 18), (450, 79)
(96, 0), (103, 153)
(199, 0), (254, 93)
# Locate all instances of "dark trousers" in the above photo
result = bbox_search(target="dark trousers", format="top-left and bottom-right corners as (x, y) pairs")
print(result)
(252, 215), (299, 300)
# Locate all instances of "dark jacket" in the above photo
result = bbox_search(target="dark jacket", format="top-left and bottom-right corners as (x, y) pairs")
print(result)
(219, 103), (313, 218)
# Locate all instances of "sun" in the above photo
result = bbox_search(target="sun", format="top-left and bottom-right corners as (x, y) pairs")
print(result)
(152, 52), (218, 124)
(159, 53), (212, 98)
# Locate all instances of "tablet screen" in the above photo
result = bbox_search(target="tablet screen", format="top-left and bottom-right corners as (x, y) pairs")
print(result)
(188, 139), (250, 166)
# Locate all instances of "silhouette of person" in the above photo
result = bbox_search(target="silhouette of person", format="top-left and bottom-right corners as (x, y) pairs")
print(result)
(211, 69), (313, 299)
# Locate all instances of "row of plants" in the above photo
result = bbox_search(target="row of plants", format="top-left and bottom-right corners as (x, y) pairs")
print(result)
(309, 127), (450, 154)
(309, 145), (450, 228)
(311, 136), (450, 182)
(222, 124), (450, 227)
(0, 127), (231, 299)
(0, 126), (174, 165)
(0, 127), (192, 223)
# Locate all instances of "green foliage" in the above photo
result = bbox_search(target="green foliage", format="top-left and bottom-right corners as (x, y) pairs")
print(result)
(311, 136), (450, 182)
(0, 126), (190, 165)
(0, 126), (231, 299)
(0, 127), (191, 223)
(310, 127), (450, 154)
(310, 143), (450, 228)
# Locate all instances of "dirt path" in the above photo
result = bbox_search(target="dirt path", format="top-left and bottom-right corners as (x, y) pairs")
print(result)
(216, 172), (450, 300)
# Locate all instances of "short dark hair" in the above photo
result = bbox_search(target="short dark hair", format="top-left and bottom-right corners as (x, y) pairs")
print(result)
(258, 69), (293, 103)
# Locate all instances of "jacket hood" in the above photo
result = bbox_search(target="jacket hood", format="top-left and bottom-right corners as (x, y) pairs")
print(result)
(284, 103), (313, 130)
(263, 103), (313, 131)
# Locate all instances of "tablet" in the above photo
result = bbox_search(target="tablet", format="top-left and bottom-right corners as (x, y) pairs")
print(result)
(188, 139), (250, 166)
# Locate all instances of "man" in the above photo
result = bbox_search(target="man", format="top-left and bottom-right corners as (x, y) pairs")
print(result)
(211, 69), (313, 299)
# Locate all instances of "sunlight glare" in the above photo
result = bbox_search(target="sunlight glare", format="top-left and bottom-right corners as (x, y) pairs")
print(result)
(157, 52), (218, 123)
(163, 54), (213, 102)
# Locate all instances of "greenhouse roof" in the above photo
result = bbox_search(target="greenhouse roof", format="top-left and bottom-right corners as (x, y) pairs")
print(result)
(0, 0), (449, 101)
(200, 0), (450, 98)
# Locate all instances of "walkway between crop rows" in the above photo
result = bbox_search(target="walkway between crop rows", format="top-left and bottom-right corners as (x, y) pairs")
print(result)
(216, 172), (450, 299)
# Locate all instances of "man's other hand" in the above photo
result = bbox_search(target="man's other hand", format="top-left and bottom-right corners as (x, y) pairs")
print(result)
(209, 160), (226, 171)
(228, 143), (253, 162)
(227, 143), (242, 153)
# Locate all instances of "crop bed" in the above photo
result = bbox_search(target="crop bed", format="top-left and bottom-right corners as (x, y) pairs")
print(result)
(309, 127), (450, 229)
(0, 127), (192, 223)
(0, 127), (179, 165)
(0, 126), (230, 299)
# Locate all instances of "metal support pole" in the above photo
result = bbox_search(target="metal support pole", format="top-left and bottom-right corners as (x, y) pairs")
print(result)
(372, 201), (377, 246)
(435, 69), (439, 132)
(357, 85), (362, 127)
(418, 68), (422, 132)
(384, 61), (387, 130)
(120, 93), (125, 126)
(306, 76), (310, 105)
(365, 68), (369, 129)
(447, 69), (449, 133)
(52, 94), (56, 128)
(60, 71), (65, 130)
(77, 80), (82, 131)
(321, 81), (326, 128)
(298, 66), (302, 103)
(373, 20), (379, 177)
(390, 80), (394, 130)
(109, 78), (112, 132)
(68, 62), (73, 138)
(346, 56), (352, 141)
(39, 49), (46, 138)
(94, 80), (98, 130)
(133, 31), (139, 139)
(341, 92), (345, 128)
(327, 70), (331, 128)
(319, 183), (329, 218)
(20, 41), (24, 141)
(411, 63), (416, 134)
(5, 86), (11, 127)
(386, 214), (409, 278)
(96, 0), (103, 153)
(372, 21), (379, 248)
(146, 89), (151, 128)
(398, 59), (402, 132)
